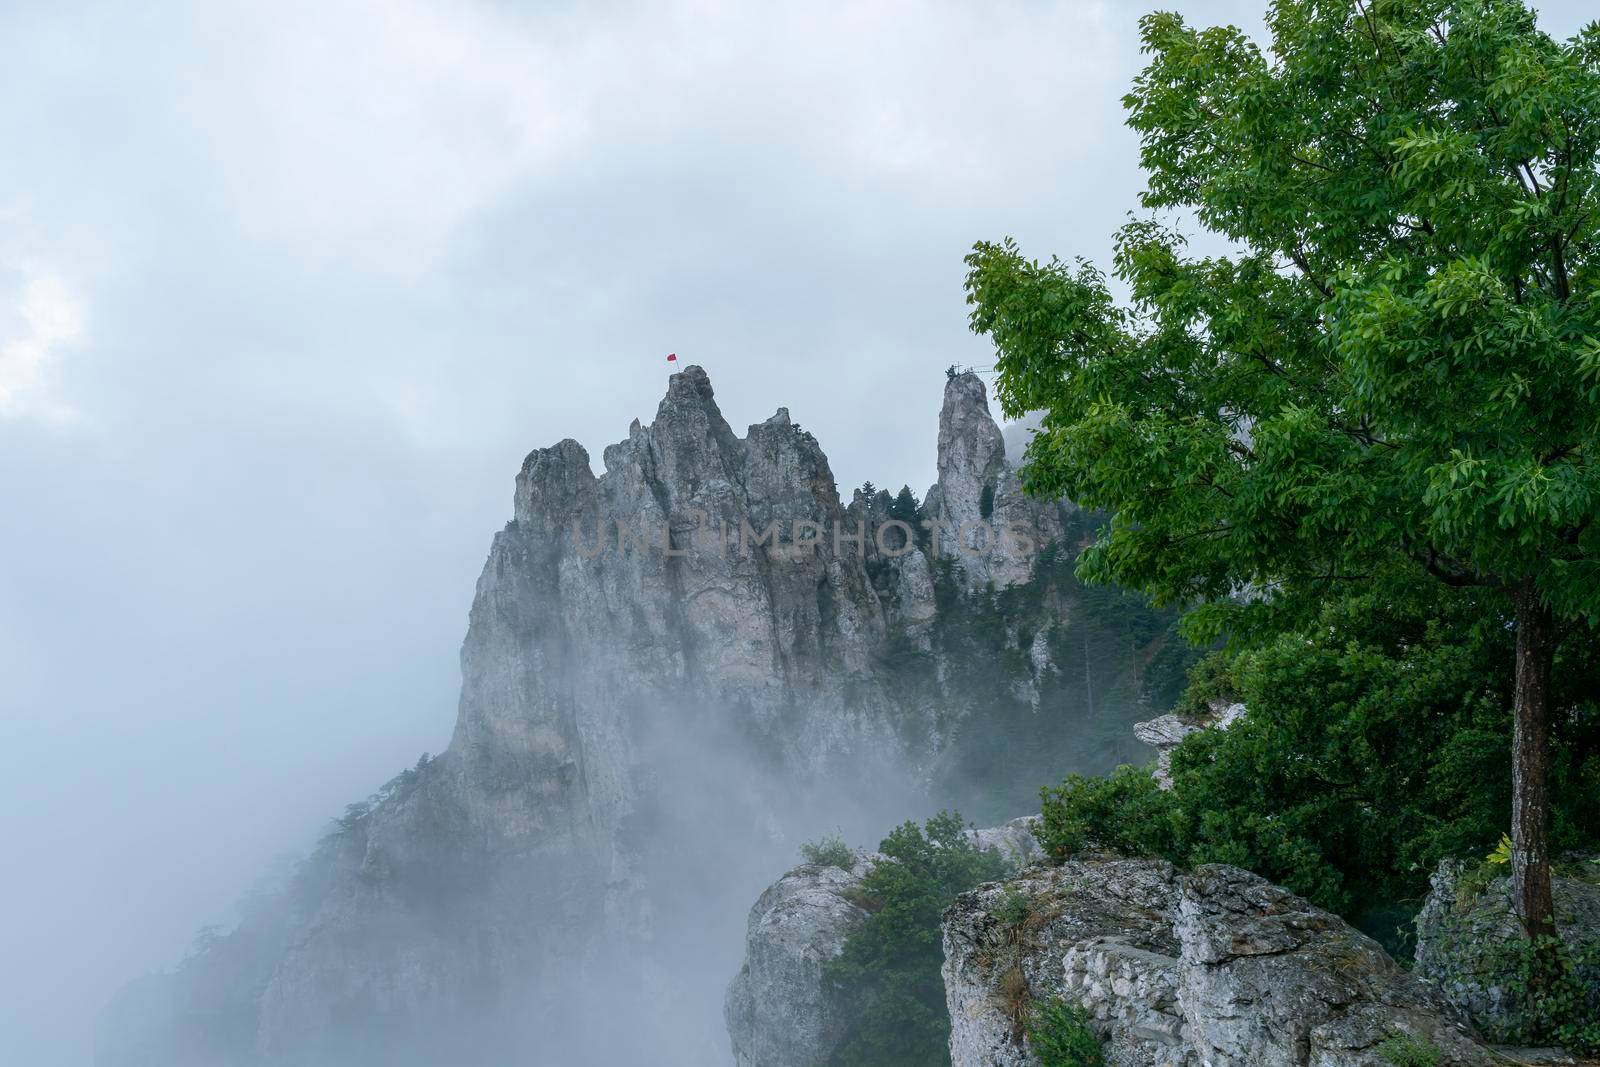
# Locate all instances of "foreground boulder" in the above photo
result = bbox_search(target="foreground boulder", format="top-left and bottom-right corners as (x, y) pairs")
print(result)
(943, 857), (1495, 1067)
(1414, 856), (1600, 1037)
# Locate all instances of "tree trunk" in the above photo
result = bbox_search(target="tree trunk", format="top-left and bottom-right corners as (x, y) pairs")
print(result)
(1511, 579), (1557, 942)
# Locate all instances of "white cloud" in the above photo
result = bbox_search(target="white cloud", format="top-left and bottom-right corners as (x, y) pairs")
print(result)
(0, 268), (85, 422)
(157, 0), (1121, 278)
(178, 0), (587, 276)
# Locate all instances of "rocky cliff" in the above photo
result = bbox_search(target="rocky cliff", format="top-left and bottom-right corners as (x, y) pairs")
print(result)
(98, 367), (1188, 1067)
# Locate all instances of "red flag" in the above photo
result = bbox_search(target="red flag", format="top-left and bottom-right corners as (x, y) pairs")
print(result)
(666, 353), (678, 363)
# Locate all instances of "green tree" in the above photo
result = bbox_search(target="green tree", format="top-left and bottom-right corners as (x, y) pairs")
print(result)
(967, 0), (1600, 944)
(889, 485), (922, 526)
(825, 813), (1008, 1067)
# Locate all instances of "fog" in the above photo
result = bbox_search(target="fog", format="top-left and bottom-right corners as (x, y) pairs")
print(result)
(3, 1), (1594, 1064)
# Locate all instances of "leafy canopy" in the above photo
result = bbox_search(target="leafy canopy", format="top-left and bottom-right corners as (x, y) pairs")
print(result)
(967, 0), (1600, 640)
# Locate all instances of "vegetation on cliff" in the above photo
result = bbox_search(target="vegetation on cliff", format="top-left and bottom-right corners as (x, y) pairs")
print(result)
(859, 483), (1204, 821)
(822, 813), (1007, 1067)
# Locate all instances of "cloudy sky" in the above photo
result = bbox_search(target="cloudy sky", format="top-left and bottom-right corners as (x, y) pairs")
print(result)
(2, 1), (1593, 1062)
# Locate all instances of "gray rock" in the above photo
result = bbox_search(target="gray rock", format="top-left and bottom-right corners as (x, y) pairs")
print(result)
(1177, 865), (1490, 1067)
(923, 372), (1065, 593)
(968, 816), (1044, 868)
(1413, 856), (1600, 1037)
(943, 858), (1495, 1067)
(847, 372), (1071, 643)
(725, 854), (881, 1067)
(944, 859), (1187, 1067)
(1133, 701), (1244, 789)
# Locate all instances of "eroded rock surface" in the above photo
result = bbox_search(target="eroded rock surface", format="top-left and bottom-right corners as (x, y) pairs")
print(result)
(943, 858), (1495, 1067)
(922, 371), (1064, 592)
(945, 859), (1187, 1067)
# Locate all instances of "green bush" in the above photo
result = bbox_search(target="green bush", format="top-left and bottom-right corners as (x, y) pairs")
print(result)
(1482, 935), (1600, 1054)
(1037, 765), (1181, 862)
(1037, 586), (1600, 945)
(823, 812), (1008, 1067)
(992, 885), (1034, 930)
(1375, 1033), (1440, 1067)
(1025, 1000), (1104, 1067)
(800, 835), (856, 871)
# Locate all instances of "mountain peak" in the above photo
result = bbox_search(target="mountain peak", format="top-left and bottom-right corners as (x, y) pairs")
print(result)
(660, 363), (716, 411)
(936, 371), (1007, 485)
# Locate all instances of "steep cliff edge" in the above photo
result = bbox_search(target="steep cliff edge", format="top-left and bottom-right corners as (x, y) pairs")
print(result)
(725, 853), (885, 1067)
(98, 367), (1187, 1067)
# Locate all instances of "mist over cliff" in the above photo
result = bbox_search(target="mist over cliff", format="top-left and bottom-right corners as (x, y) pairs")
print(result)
(97, 367), (1193, 1066)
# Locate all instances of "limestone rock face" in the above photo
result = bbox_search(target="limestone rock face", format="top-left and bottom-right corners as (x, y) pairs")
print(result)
(1175, 865), (1491, 1067)
(842, 371), (1069, 638)
(725, 854), (881, 1067)
(1413, 857), (1600, 1036)
(922, 372), (1065, 592)
(944, 859), (1187, 1067)
(471, 366), (898, 789)
(942, 859), (1495, 1067)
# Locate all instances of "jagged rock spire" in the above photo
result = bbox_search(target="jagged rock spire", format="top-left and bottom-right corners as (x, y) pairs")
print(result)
(925, 371), (1064, 590)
